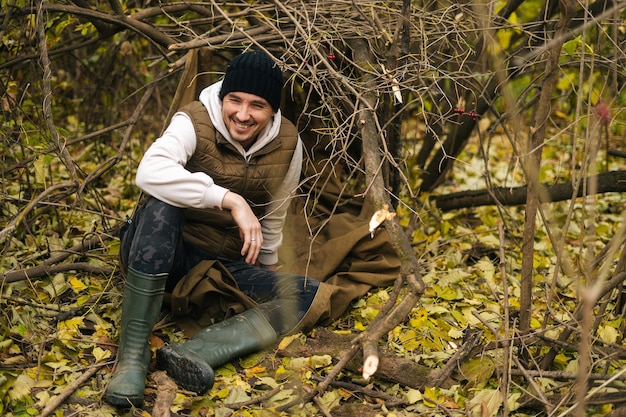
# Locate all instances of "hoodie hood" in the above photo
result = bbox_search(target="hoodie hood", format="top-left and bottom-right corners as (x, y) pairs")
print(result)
(199, 80), (283, 160)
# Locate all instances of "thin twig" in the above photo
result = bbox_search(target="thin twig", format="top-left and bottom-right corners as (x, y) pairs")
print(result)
(310, 374), (407, 406)
(36, 0), (79, 183)
(39, 365), (103, 417)
(223, 384), (285, 409)
(430, 328), (483, 387)
(2, 230), (118, 283)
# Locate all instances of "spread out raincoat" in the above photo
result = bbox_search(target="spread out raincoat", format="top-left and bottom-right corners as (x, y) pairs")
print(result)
(163, 49), (401, 336)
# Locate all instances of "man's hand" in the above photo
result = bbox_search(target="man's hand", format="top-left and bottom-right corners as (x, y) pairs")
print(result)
(222, 191), (263, 264)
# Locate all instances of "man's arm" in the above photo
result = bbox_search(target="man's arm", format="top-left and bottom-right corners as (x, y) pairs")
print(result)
(222, 191), (263, 265)
(135, 112), (228, 210)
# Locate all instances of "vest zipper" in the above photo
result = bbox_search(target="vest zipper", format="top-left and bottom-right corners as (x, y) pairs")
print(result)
(241, 139), (281, 193)
(242, 159), (250, 193)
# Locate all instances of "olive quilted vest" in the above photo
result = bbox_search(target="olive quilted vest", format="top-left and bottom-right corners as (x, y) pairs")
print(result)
(180, 101), (298, 259)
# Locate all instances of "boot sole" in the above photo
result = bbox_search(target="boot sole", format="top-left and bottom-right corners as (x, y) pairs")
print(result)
(156, 346), (215, 394)
(103, 391), (144, 408)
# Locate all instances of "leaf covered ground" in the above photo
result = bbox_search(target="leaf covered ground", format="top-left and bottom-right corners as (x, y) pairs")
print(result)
(2, 127), (626, 417)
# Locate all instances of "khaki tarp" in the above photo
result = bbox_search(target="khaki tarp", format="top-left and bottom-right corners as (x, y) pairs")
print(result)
(164, 49), (400, 336)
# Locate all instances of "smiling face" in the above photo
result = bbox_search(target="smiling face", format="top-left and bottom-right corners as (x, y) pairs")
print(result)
(221, 91), (275, 149)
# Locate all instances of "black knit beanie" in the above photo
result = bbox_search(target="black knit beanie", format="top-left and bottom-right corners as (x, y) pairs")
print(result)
(219, 50), (283, 112)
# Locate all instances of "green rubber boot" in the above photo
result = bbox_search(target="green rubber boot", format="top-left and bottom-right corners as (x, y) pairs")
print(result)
(156, 308), (278, 394)
(103, 268), (168, 407)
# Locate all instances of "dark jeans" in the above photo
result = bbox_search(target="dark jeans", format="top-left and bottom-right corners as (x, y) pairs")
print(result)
(119, 196), (319, 335)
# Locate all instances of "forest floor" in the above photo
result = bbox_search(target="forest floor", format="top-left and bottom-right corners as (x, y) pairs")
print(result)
(2, 128), (626, 417)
